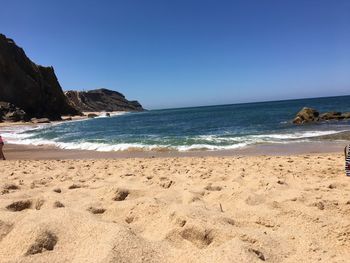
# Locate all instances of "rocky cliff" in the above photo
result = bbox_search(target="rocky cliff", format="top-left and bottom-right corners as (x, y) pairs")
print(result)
(65, 89), (144, 112)
(0, 33), (79, 120)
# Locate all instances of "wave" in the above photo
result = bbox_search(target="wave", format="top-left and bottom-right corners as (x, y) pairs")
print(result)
(193, 130), (346, 143)
(1, 122), (348, 152)
(250, 130), (347, 140)
(4, 137), (250, 152)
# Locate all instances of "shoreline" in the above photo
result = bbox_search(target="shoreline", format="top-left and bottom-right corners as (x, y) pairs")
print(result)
(2, 140), (347, 160)
(0, 110), (126, 128)
(1, 116), (350, 262)
(0, 116), (348, 160)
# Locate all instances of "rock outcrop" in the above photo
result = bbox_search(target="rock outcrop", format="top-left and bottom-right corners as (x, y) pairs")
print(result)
(293, 107), (350, 124)
(319, 112), (343, 120)
(0, 33), (80, 120)
(65, 89), (144, 112)
(293, 107), (320, 124)
(0, 101), (28, 122)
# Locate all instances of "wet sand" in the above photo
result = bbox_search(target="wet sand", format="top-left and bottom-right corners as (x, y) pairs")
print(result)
(1, 141), (347, 160)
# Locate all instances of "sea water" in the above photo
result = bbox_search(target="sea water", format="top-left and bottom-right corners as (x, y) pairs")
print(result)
(2, 95), (350, 152)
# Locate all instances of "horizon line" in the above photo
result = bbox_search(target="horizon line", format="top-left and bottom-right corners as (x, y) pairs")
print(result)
(151, 93), (350, 111)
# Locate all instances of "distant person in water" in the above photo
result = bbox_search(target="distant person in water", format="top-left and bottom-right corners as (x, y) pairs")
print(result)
(0, 135), (5, 160)
(345, 144), (350, 176)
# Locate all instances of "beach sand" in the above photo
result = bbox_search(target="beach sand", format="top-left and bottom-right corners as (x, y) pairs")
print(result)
(0, 151), (349, 262)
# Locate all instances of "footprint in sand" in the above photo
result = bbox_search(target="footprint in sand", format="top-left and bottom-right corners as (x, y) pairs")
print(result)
(182, 191), (204, 204)
(204, 184), (222, 191)
(175, 217), (187, 227)
(179, 226), (214, 249)
(3, 183), (20, 191)
(1, 184), (20, 195)
(248, 248), (266, 261)
(220, 217), (235, 226)
(125, 215), (135, 224)
(35, 199), (45, 210)
(68, 184), (82, 190)
(159, 180), (173, 189)
(245, 194), (265, 206)
(25, 231), (58, 256)
(53, 201), (64, 208)
(53, 188), (62, 193)
(6, 200), (32, 211)
(166, 225), (215, 249)
(87, 207), (106, 214)
(0, 220), (13, 241)
(113, 188), (129, 201)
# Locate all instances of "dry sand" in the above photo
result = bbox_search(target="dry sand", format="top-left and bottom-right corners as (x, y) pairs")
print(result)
(0, 153), (349, 262)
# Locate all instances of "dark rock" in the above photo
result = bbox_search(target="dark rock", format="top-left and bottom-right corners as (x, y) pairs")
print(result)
(65, 88), (144, 112)
(320, 112), (343, 121)
(87, 113), (98, 118)
(293, 107), (350, 125)
(105, 112), (111, 117)
(0, 101), (28, 122)
(293, 107), (319, 124)
(0, 33), (80, 120)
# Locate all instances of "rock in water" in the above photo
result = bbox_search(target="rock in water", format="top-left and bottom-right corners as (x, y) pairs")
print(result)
(65, 89), (144, 112)
(319, 112), (343, 120)
(293, 108), (350, 125)
(0, 33), (80, 120)
(293, 107), (319, 124)
(87, 113), (98, 118)
(342, 112), (350, 119)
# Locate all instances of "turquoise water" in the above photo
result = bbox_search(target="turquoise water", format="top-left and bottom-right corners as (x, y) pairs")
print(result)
(4, 95), (350, 151)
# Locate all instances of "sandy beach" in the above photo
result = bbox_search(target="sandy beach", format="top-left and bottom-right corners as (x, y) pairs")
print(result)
(1, 1), (349, 262)
(0, 148), (349, 262)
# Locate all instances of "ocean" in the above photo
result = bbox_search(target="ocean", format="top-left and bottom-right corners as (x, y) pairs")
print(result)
(2, 95), (350, 152)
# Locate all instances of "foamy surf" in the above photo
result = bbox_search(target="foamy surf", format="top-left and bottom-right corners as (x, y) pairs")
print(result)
(2, 127), (348, 152)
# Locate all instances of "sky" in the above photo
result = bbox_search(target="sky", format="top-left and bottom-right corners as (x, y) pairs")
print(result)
(1, 0), (349, 109)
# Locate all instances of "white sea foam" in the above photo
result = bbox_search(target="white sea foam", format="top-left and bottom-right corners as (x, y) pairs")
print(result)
(251, 130), (346, 140)
(5, 137), (162, 152)
(1, 121), (348, 152)
(93, 112), (128, 118)
(176, 143), (248, 151)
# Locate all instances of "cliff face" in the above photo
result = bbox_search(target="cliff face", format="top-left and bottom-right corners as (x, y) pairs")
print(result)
(0, 34), (79, 120)
(65, 89), (144, 112)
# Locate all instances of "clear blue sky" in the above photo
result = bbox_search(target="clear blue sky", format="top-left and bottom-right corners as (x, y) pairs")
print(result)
(1, 0), (349, 109)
